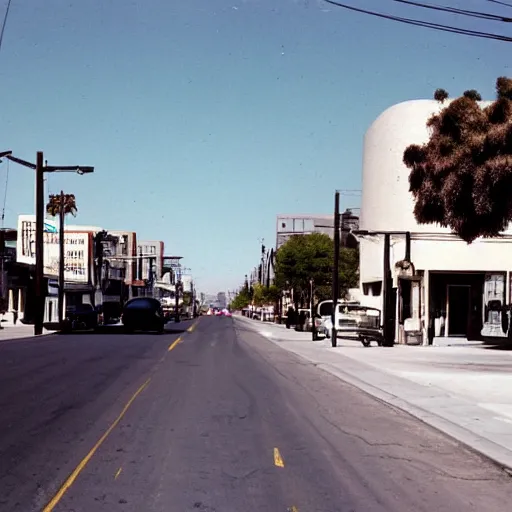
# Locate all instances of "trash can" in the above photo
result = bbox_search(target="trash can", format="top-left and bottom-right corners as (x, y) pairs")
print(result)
(404, 318), (422, 345)
(405, 330), (422, 345)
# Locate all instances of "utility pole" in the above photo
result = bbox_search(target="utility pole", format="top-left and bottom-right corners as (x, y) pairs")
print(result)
(310, 278), (317, 341)
(331, 191), (340, 346)
(0, 229), (5, 327)
(174, 264), (182, 323)
(58, 190), (65, 326)
(35, 152), (44, 335)
(382, 233), (393, 346)
(3, 150), (94, 335)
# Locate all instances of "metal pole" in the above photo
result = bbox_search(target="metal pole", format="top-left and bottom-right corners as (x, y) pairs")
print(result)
(35, 151), (44, 336)
(382, 233), (393, 346)
(58, 190), (65, 326)
(0, 229), (5, 327)
(175, 266), (181, 322)
(138, 247), (143, 282)
(310, 278), (317, 341)
(331, 191), (340, 346)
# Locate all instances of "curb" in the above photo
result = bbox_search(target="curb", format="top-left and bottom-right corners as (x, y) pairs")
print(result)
(0, 330), (58, 345)
(234, 317), (512, 473)
(315, 362), (512, 473)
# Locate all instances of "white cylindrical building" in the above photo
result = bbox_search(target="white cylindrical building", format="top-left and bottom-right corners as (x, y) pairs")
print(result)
(359, 99), (512, 344)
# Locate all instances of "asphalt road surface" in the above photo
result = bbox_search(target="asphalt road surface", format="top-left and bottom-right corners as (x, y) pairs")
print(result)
(1, 317), (511, 512)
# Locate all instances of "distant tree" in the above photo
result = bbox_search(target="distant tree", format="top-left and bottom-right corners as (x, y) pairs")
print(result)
(403, 76), (512, 243)
(434, 88), (449, 102)
(251, 283), (267, 307)
(230, 288), (251, 310)
(463, 89), (482, 101)
(251, 284), (282, 307)
(182, 291), (192, 306)
(264, 284), (281, 304)
(274, 233), (359, 304)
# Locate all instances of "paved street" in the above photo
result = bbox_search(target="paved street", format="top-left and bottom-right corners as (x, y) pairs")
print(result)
(1, 318), (511, 511)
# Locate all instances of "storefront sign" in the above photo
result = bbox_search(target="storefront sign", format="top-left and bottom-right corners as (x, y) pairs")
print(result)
(16, 215), (90, 283)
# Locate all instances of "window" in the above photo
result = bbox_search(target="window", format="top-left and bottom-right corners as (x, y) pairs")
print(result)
(363, 281), (382, 296)
(304, 218), (314, 232)
(293, 218), (304, 232)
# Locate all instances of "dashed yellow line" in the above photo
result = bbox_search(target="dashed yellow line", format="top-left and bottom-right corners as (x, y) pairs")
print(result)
(187, 321), (198, 333)
(168, 336), (182, 351)
(288, 507), (299, 512)
(273, 447), (285, 468)
(114, 467), (122, 480)
(42, 378), (151, 511)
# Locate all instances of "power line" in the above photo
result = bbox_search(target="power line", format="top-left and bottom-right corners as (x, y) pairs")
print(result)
(390, 0), (512, 22)
(0, 0), (13, 56)
(486, 0), (512, 8)
(322, 0), (512, 42)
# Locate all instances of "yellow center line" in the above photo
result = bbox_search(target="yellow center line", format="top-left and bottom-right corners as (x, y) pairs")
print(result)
(42, 378), (151, 512)
(168, 336), (182, 351)
(114, 467), (122, 480)
(273, 447), (285, 468)
(187, 319), (200, 332)
(288, 507), (299, 512)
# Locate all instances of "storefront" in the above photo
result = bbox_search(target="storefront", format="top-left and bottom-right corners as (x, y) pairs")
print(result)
(16, 215), (94, 325)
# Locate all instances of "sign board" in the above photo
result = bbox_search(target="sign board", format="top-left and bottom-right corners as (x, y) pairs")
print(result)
(17, 215), (90, 283)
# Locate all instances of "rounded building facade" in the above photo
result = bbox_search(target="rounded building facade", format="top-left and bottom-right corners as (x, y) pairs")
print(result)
(361, 99), (446, 233)
(358, 99), (512, 344)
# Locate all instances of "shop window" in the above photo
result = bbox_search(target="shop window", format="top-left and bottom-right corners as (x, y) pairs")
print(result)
(362, 281), (382, 296)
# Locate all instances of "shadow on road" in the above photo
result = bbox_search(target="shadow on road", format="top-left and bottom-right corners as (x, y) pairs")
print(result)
(54, 324), (189, 335)
(481, 343), (512, 351)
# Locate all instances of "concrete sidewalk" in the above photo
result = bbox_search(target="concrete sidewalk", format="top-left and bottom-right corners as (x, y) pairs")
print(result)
(234, 315), (512, 471)
(0, 323), (57, 343)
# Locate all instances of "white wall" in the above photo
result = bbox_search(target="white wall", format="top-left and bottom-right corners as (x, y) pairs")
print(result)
(360, 99), (512, 284)
(361, 236), (512, 284)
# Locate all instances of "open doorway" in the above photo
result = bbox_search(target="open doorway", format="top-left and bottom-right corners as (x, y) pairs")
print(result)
(447, 285), (470, 336)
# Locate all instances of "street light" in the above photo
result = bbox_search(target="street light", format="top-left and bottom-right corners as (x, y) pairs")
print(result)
(2, 150), (94, 336)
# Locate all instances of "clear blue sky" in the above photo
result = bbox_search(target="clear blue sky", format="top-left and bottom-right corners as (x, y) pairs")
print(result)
(0, 0), (510, 293)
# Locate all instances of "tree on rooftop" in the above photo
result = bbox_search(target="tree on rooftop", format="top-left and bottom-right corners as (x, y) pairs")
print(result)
(403, 77), (512, 243)
(46, 193), (78, 218)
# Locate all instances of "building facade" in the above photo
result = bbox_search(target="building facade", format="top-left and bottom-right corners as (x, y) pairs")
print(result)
(359, 98), (512, 344)
(276, 214), (334, 250)
(108, 230), (138, 298)
(136, 240), (165, 297)
(16, 215), (96, 324)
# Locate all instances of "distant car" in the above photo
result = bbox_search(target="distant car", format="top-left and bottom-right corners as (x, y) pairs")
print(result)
(63, 303), (100, 331)
(122, 297), (165, 334)
(222, 309), (232, 317)
(215, 309), (223, 316)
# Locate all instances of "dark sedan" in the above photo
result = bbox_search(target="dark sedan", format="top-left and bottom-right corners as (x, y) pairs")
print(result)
(121, 297), (166, 334)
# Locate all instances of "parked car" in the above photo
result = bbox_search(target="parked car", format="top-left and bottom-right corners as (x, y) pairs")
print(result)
(63, 303), (101, 332)
(122, 297), (165, 334)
